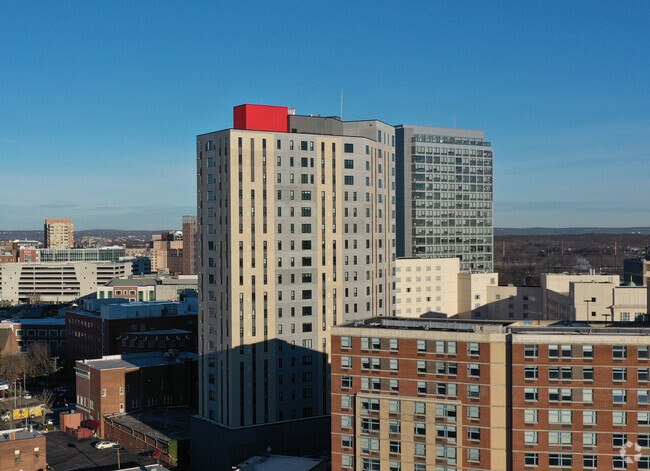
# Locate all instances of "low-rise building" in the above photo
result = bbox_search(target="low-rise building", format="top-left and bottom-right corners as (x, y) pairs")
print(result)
(0, 261), (132, 305)
(65, 297), (198, 362)
(0, 427), (46, 471)
(75, 351), (198, 438)
(0, 317), (66, 356)
(98, 275), (197, 302)
(331, 316), (650, 471)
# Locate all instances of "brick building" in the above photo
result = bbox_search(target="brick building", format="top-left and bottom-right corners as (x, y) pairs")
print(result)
(75, 351), (198, 438)
(0, 318), (66, 356)
(332, 317), (508, 471)
(332, 316), (650, 471)
(0, 427), (46, 471)
(65, 297), (198, 363)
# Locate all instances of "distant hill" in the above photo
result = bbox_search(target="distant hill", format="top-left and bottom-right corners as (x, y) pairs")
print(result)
(0, 229), (172, 242)
(495, 227), (650, 236)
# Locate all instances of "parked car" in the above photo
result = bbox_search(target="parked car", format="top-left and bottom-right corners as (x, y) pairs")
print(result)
(94, 441), (117, 450)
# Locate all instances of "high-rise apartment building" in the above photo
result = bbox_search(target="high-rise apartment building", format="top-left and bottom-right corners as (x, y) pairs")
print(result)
(192, 104), (396, 467)
(182, 215), (198, 274)
(44, 218), (74, 249)
(395, 126), (494, 272)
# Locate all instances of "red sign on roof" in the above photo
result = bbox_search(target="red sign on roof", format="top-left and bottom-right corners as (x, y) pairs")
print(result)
(233, 104), (288, 132)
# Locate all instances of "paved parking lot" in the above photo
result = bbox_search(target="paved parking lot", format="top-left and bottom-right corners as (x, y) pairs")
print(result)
(46, 431), (144, 471)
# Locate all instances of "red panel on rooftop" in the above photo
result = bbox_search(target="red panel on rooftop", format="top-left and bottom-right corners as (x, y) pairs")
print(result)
(233, 104), (288, 132)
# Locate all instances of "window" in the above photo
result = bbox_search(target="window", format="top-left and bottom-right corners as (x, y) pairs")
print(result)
(467, 427), (480, 441)
(549, 409), (572, 424)
(389, 400), (401, 413)
(583, 367), (594, 380)
(389, 420), (401, 433)
(414, 443), (426, 457)
(417, 360), (427, 374)
(524, 409), (538, 423)
(467, 406), (480, 419)
(613, 433), (627, 447)
(524, 431), (538, 444)
(640, 390), (650, 404)
(341, 395), (352, 408)
(583, 432), (597, 446)
(524, 366), (538, 379)
(344, 159), (354, 168)
(344, 176), (354, 185)
(341, 415), (353, 428)
(360, 437), (380, 453)
(389, 338), (399, 351)
(583, 410), (596, 425)
(413, 422), (426, 436)
(361, 459), (380, 471)
(467, 448), (480, 462)
(640, 412), (650, 425)
(417, 340), (426, 352)
(613, 367), (627, 381)
(361, 418), (380, 433)
(613, 456), (627, 470)
(524, 344), (538, 358)
(414, 402), (426, 415)
(468, 385), (480, 398)
(524, 454), (538, 466)
(344, 143), (354, 153)
(341, 435), (353, 448)
(341, 336), (352, 348)
(389, 441), (401, 454)
(640, 368), (650, 382)
(549, 431), (572, 445)
(640, 345), (650, 359)
(613, 389), (627, 403)
(613, 345), (627, 359)
(524, 387), (538, 401)
(341, 376), (352, 389)
(613, 411), (627, 425)
(583, 456), (597, 468)
(467, 342), (480, 356)
(549, 454), (572, 467)
(582, 344), (593, 358)
(583, 388), (593, 403)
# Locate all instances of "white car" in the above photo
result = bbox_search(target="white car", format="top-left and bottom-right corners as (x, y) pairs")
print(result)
(94, 441), (117, 450)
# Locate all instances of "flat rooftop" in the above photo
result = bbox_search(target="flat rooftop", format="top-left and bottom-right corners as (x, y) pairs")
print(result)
(78, 351), (198, 370)
(236, 454), (323, 471)
(337, 317), (650, 336)
(0, 317), (66, 326)
(104, 407), (196, 443)
(0, 428), (44, 442)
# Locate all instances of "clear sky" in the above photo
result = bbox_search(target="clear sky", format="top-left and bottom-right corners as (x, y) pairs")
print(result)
(1, 1), (648, 230)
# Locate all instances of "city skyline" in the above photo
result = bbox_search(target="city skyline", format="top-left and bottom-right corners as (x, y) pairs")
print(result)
(1, 1), (648, 230)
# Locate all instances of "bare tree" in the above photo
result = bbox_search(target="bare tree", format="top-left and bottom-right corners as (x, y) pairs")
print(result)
(37, 389), (55, 425)
(25, 343), (55, 378)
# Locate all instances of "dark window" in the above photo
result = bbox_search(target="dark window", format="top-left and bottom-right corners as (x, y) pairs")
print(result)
(344, 159), (354, 169)
(344, 143), (354, 153)
(344, 176), (354, 185)
(301, 141), (308, 151)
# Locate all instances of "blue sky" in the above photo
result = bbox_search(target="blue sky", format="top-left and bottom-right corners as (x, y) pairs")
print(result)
(1, 1), (648, 230)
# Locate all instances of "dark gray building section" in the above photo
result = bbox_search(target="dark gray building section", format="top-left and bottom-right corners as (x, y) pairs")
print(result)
(190, 414), (330, 470)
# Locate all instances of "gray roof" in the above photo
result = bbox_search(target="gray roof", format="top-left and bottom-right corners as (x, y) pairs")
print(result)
(78, 352), (198, 371)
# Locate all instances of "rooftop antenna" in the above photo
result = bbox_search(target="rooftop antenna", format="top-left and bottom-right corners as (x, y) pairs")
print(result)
(340, 89), (343, 120)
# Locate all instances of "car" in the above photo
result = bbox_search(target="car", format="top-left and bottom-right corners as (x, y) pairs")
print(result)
(94, 441), (117, 450)
(21, 393), (32, 399)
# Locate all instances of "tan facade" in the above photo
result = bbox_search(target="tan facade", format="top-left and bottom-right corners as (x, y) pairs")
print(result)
(394, 257), (459, 317)
(0, 261), (132, 304)
(484, 285), (543, 320)
(44, 218), (74, 249)
(198, 118), (396, 428)
(456, 272), (499, 318)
